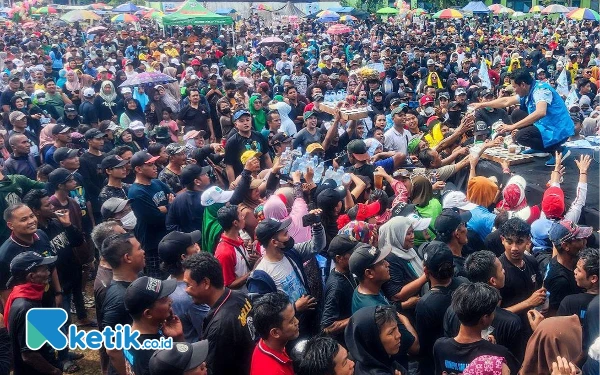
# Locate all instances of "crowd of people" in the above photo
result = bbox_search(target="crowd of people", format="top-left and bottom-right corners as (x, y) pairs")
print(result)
(0, 6), (598, 375)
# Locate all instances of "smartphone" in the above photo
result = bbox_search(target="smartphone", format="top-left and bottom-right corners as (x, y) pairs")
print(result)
(302, 213), (320, 227)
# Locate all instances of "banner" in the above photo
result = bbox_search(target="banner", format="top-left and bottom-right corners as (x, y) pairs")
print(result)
(556, 68), (569, 97)
(479, 59), (491, 89)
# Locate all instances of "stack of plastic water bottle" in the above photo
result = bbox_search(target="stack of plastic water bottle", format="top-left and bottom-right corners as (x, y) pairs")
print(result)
(280, 147), (351, 186)
(324, 89), (347, 103)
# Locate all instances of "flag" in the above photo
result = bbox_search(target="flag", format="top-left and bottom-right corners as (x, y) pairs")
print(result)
(556, 68), (569, 97)
(479, 58), (491, 89)
(565, 88), (578, 109)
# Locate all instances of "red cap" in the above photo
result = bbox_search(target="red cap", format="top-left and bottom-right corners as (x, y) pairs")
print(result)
(191, 59), (201, 66)
(419, 95), (434, 107)
(355, 201), (381, 221)
(426, 116), (440, 127)
(542, 186), (565, 219)
(265, 60), (274, 66)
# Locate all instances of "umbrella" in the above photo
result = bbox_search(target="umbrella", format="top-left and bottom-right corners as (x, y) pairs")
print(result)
(376, 7), (399, 15)
(317, 10), (340, 22)
(529, 5), (543, 13)
(87, 26), (107, 34)
(111, 14), (139, 23)
(253, 4), (271, 11)
(35, 6), (56, 14)
(512, 11), (526, 17)
(89, 3), (108, 9)
(113, 2), (139, 13)
(411, 8), (427, 16)
(327, 23), (352, 34)
(433, 8), (463, 19)
(339, 15), (358, 21)
(61, 10), (101, 22)
(498, 7), (514, 14)
(21, 20), (36, 27)
(258, 36), (285, 46)
(488, 4), (504, 12)
(119, 72), (177, 87)
(566, 8), (600, 21)
(541, 4), (569, 14)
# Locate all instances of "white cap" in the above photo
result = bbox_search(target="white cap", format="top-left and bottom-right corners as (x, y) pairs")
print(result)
(201, 186), (234, 206)
(406, 213), (431, 231)
(128, 120), (145, 131)
(121, 87), (132, 94)
(83, 88), (96, 98)
(442, 191), (477, 210)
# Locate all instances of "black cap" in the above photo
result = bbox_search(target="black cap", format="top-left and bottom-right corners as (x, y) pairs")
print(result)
(448, 101), (461, 110)
(180, 164), (210, 186)
(348, 243), (391, 277)
(64, 104), (77, 114)
(158, 231), (201, 264)
(51, 124), (72, 135)
(8, 74), (20, 81)
(85, 128), (106, 140)
(7, 251), (57, 287)
(149, 340), (209, 375)
(270, 132), (292, 146)
(474, 121), (489, 135)
(124, 276), (178, 315)
(328, 235), (360, 258)
(347, 139), (370, 161)
(255, 218), (292, 245)
(391, 202), (416, 218)
(101, 155), (129, 170)
(315, 179), (337, 197)
(101, 197), (130, 220)
(48, 168), (75, 186)
(479, 89), (493, 98)
(422, 240), (454, 272)
(130, 151), (160, 169)
(53, 147), (78, 163)
(434, 208), (472, 236)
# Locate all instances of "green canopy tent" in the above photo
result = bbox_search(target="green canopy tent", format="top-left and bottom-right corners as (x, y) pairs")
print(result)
(161, 0), (232, 26)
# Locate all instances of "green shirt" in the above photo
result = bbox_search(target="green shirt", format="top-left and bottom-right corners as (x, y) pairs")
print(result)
(352, 290), (389, 314)
(415, 198), (442, 246)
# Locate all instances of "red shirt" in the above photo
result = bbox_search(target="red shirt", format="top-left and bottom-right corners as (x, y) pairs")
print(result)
(250, 339), (294, 375)
(214, 233), (245, 286)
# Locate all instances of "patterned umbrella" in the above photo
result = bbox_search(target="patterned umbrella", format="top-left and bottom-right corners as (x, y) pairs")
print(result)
(113, 2), (139, 13)
(327, 23), (352, 34)
(433, 8), (463, 19)
(253, 4), (271, 11)
(87, 26), (107, 34)
(111, 13), (139, 23)
(512, 11), (526, 17)
(339, 15), (358, 21)
(566, 8), (600, 21)
(541, 4), (570, 14)
(498, 7), (514, 14)
(258, 36), (285, 46)
(35, 6), (57, 14)
(317, 10), (340, 22)
(89, 3), (108, 9)
(529, 5), (543, 13)
(119, 72), (177, 88)
(411, 8), (427, 16)
(376, 7), (399, 14)
(488, 4), (504, 13)
(21, 20), (36, 27)
(61, 10), (101, 22)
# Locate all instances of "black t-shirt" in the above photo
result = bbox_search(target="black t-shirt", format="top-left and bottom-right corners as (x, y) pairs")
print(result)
(178, 104), (210, 133)
(545, 257), (584, 311)
(433, 337), (521, 375)
(474, 108), (511, 128)
(8, 297), (60, 375)
(124, 332), (161, 375)
(382, 252), (419, 300)
(224, 131), (269, 176)
(499, 254), (541, 309)
(321, 269), (357, 345)
(0, 231), (53, 291)
(101, 280), (133, 329)
(453, 256), (467, 278)
(558, 293), (596, 326)
(348, 163), (376, 187)
(444, 305), (524, 361)
(79, 151), (105, 212)
(416, 278), (464, 373)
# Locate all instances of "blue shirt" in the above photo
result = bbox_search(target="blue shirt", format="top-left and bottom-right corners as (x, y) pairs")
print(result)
(170, 280), (209, 343)
(467, 206), (496, 242)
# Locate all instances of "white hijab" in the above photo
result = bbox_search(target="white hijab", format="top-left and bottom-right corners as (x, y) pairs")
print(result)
(378, 216), (424, 277)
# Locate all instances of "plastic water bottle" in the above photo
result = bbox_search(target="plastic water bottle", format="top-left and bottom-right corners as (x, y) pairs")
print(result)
(293, 147), (303, 156)
(341, 173), (351, 185)
(337, 90), (345, 101)
(298, 155), (308, 174)
(324, 166), (334, 181)
(314, 162), (325, 183)
(281, 147), (292, 175)
(384, 76), (393, 94)
(333, 166), (345, 186)
(290, 155), (302, 173)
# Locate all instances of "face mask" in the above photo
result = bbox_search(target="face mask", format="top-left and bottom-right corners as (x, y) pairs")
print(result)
(424, 106), (435, 116)
(485, 107), (493, 112)
(281, 237), (295, 251)
(222, 108), (231, 114)
(37, 98), (46, 105)
(120, 211), (137, 230)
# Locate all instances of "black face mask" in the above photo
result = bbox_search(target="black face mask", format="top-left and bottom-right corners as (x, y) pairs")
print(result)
(221, 108), (231, 114)
(447, 111), (461, 126)
(282, 237), (295, 251)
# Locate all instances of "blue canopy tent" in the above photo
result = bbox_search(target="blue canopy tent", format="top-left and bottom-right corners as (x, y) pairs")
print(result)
(462, 1), (491, 13)
(328, 7), (354, 13)
(113, 2), (140, 13)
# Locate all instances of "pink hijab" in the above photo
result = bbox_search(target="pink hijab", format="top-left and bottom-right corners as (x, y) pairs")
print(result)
(263, 194), (311, 242)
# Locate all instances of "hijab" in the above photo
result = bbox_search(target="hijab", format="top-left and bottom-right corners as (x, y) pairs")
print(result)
(378, 217), (423, 277)
(65, 70), (80, 91)
(249, 95), (266, 132)
(467, 176), (498, 208)
(202, 202), (225, 254)
(520, 315), (582, 375)
(497, 175), (527, 211)
(410, 176), (433, 207)
(133, 87), (149, 111)
(124, 98), (145, 122)
(427, 72), (443, 89)
(100, 80), (117, 103)
(345, 306), (400, 375)
(263, 194), (310, 243)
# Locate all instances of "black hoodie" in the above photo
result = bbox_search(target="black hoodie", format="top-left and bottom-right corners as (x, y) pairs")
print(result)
(345, 306), (406, 375)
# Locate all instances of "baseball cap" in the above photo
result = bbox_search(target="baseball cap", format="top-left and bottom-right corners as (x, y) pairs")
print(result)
(434, 208), (472, 235)
(158, 230), (201, 264)
(545, 51), (553, 58)
(422, 241), (454, 272)
(438, 92), (450, 99)
(52, 124), (72, 135)
(180, 164), (210, 186)
(130, 151), (160, 169)
(53, 147), (78, 163)
(124, 276), (177, 315)
(7, 251), (57, 288)
(353, 201), (381, 221)
(348, 243), (391, 277)
(165, 143), (186, 156)
(406, 212), (432, 231)
(448, 101), (461, 110)
(233, 109), (251, 121)
(479, 89), (493, 98)
(541, 186), (565, 219)
(474, 121), (489, 136)
(303, 111), (317, 121)
(9, 111), (26, 123)
(201, 186), (234, 206)
(240, 150), (262, 165)
(537, 68), (545, 74)
(455, 88), (467, 96)
(419, 95), (434, 107)
(101, 197), (130, 220)
(48, 168), (75, 186)
(149, 341), (209, 375)
(183, 129), (206, 141)
(328, 235), (360, 258)
(427, 59), (435, 66)
(306, 143), (324, 154)
(129, 120), (145, 132)
(442, 191), (477, 210)
(85, 128), (106, 140)
(391, 104), (408, 116)
(101, 155), (129, 170)
(347, 139), (370, 161)
(97, 67), (108, 73)
(270, 132), (292, 146)
(255, 218), (292, 245)
(83, 88), (96, 98)
(549, 220), (593, 244)
(64, 104), (77, 114)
